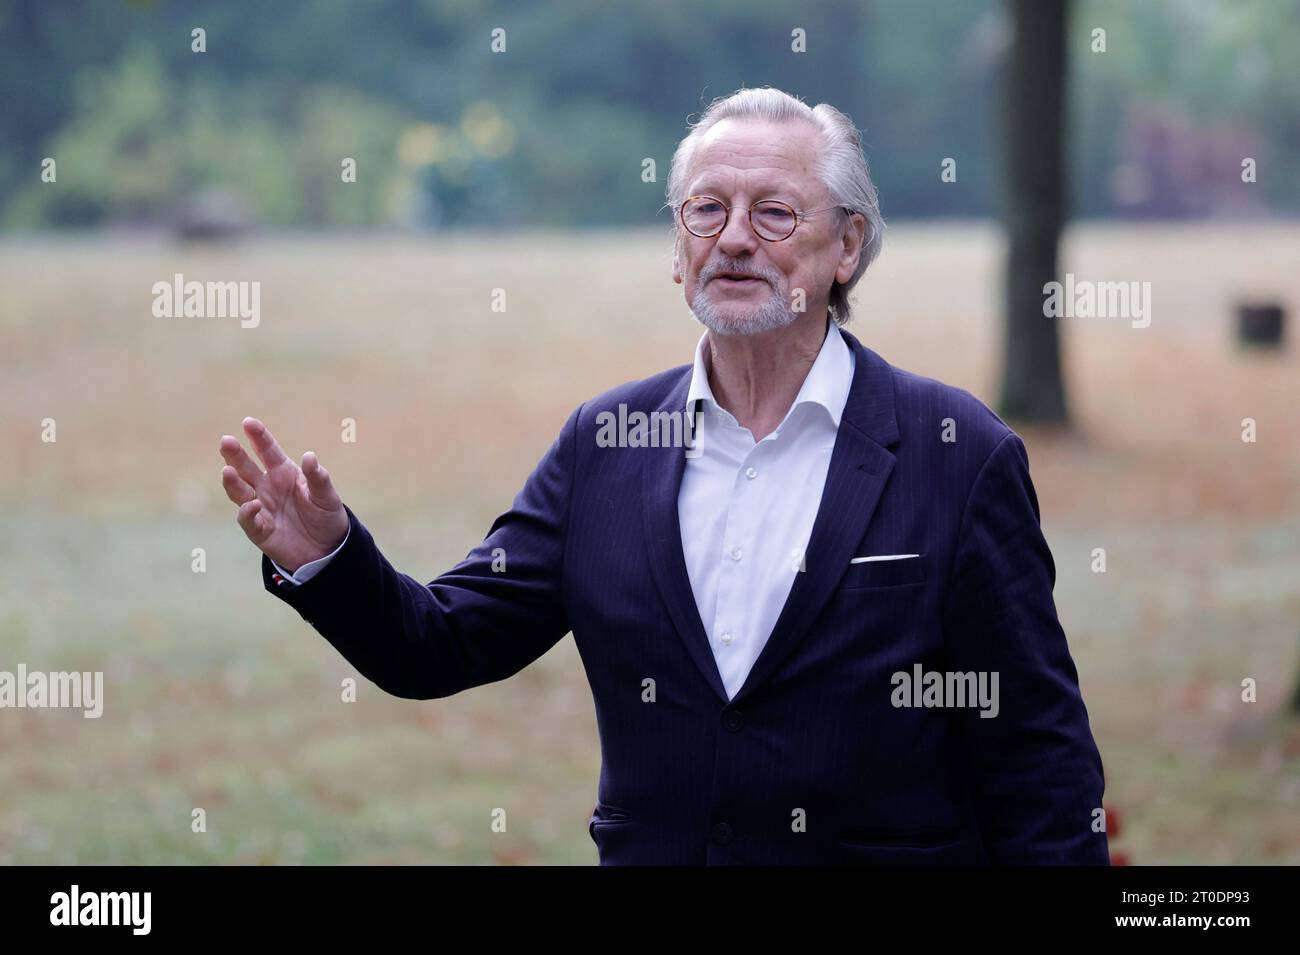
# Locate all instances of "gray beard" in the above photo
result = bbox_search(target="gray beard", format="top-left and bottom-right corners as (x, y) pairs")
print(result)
(690, 279), (797, 336)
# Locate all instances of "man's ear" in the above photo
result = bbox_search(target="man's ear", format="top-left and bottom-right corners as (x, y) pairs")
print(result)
(835, 212), (867, 285)
(672, 238), (683, 285)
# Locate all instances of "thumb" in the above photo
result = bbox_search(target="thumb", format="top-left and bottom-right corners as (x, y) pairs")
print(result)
(300, 451), (342, 508)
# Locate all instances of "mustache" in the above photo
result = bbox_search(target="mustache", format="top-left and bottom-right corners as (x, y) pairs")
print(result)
(705, 263), (776, 283)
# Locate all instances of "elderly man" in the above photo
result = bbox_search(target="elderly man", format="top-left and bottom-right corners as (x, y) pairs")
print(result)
(220, 87), (1108, 865)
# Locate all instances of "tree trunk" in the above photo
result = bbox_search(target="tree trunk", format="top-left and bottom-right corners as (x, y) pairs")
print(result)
(1291, 642), (1300, 713)
(999, 0), (1070, 424)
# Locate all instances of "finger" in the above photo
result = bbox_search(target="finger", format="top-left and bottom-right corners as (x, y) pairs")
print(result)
(221, 465), (257, 507)
(301, 451), (342, 508)
(236, 498), (267, 541)
(243, 416), (290, 470)
(219, 434), (264, 487)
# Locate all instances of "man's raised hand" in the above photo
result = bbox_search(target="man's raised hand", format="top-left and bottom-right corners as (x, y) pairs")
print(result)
(219, 417), (349, 574)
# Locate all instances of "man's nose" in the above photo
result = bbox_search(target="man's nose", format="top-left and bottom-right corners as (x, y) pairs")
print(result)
(715, 206), (760, 256)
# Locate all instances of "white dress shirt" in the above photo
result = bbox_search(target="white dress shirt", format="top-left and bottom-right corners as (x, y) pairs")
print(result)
(678, 320), (854, 699)
(273, 320), (856, 702)
(269, 525), (348, 583)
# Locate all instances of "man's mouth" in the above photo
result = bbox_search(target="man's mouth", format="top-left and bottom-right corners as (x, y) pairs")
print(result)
(713, 273), (765, 286)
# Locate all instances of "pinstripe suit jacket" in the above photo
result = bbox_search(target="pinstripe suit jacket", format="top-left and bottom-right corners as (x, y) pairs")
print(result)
(262, 327), (1109, 865)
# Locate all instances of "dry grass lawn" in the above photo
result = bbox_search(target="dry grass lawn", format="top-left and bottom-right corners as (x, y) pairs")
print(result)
(1, 222), (1297, 863)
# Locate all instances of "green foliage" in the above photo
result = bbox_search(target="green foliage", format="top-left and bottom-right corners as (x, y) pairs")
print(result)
(0, 0), (1296, 228)
(1072, 0), (1300, 215)
(4, 46), (406, 228)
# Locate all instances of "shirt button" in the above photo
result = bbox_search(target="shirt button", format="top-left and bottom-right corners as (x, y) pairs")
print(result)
(721, 709), (745, 732)
(745, 467), (757, 479)
(720, 632), (733, 646)
(711, 822), (734, 845)
(730, 547), (743, 561)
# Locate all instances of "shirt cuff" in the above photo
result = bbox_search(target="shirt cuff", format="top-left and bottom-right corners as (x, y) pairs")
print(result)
(269, 524), (351, 585)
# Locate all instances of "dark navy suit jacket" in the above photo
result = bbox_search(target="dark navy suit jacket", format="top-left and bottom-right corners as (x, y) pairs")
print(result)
(262, 327), (1109, 865)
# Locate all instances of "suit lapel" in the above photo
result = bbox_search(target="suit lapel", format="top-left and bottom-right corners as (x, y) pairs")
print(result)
(642, 372), (731, 704)
(641, 328), (901, 708)
(730, 328), (901, 705)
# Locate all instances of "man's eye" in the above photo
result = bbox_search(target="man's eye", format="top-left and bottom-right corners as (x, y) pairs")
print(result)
(757, 206), (794, 220)
(696, 202), (723, 214)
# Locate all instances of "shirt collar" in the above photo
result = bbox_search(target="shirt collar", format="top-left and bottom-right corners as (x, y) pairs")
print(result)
(685, 319), (855, 430)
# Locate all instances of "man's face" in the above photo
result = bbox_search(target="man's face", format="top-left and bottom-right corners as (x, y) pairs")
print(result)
(672, 117), (864, 336)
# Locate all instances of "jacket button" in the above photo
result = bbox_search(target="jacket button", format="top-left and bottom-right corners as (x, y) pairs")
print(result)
(721, 709), (745, 732)
(711, 822), (734, 845)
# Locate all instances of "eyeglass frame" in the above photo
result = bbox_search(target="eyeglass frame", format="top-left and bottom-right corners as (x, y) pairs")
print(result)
(677, 194), (855, 242)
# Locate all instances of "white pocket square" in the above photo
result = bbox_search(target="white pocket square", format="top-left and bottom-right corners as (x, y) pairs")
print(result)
(849, 554), (919, 563)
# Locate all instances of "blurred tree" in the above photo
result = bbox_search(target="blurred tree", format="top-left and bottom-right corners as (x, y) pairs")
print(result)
(998, 0), (1069, 424)
(1, 0), (1297, 229)
(3, 46), (407, 229)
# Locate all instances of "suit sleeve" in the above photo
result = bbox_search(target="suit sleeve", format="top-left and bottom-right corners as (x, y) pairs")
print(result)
(940, 431), (1110, 864)
(261, 403), (582, 700)
(270, 524), (350, 583)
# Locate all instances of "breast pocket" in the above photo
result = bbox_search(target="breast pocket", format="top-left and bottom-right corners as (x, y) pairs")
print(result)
(838, 553), (928, 590)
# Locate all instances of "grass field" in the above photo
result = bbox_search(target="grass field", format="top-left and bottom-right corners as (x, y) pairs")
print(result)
(1, 223), (1298, 864)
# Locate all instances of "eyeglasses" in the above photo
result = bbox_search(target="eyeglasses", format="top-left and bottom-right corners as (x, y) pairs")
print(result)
(678, 195), (852, 242)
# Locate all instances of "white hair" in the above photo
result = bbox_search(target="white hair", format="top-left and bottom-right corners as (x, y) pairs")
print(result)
(666, 87), (885, 326)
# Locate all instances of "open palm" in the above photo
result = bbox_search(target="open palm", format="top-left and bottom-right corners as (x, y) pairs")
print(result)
(219, 417), (348, 573)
